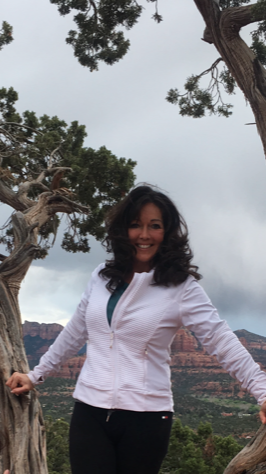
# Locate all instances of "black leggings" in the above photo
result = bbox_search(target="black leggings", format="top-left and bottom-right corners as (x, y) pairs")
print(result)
(69, 402), (172, 474)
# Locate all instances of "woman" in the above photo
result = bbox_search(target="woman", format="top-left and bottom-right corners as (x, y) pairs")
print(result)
(6, 185), (266, 474)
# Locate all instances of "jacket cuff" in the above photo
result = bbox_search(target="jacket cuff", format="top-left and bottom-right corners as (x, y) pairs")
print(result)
(27, 370), (45, 385)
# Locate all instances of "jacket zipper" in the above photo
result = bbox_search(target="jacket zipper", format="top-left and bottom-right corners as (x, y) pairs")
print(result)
(110, 331), (114, 348)
(109, 274), (144, 410)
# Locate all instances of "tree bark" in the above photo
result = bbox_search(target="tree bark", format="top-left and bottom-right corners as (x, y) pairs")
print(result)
(0, 179), (89, 473)
(192, 4), (266, 472)
(223, 424), (266, 473)
(0, 211), (47, 474)
(193, 0), (266, 155)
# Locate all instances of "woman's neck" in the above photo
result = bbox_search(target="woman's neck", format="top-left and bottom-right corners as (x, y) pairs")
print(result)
(124, 263), (153, 283)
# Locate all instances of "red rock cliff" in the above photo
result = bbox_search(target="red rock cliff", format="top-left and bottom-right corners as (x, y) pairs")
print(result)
(23, 320), (63, 340)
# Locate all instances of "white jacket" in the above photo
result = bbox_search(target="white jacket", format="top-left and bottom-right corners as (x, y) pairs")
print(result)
(28, 264), (266, 411)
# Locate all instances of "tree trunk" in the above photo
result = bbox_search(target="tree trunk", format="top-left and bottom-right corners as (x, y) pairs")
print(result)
(191, 2), (266, 471)
(0, 212), (48, 474)
(224, 424), (266, 473)
(0, 182), (88, 473)
(193, 0), (266, 155)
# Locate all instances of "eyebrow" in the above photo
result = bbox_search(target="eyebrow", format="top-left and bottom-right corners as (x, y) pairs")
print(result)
(131, 218), (163, 223)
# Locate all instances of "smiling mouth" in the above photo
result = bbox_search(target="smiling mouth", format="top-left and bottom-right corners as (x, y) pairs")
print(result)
(136, 244), (152, 249)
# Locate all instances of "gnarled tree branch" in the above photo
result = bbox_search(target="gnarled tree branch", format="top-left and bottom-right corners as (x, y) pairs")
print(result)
(0, 179), (33, 211)
(193, 0), (266, 154)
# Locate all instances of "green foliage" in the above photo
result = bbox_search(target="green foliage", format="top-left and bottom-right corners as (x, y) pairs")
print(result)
(47, 0), (266, 120)
(0, 21), (13, 51)
(171, 370), (261, 445)
(37, 378), (75, 423)
(45, 417), (71, 474)
(252, 0), (266, 24)
(160, 419), (241, 474)
(219, 0), (251, 9)
(0, 87), (20, 122)
(251, 37), (266, 65)
(251, 1), (266, 65)
(48, 0), (260, 72)
(219, 68), (237, 95)
(50, 0), (143, 71)
(0, 0), (248, 122)
(0, 88), (136, 254)
(166, 62), (234, 118)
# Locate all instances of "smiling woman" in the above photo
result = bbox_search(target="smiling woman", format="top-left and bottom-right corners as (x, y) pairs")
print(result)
(101, 185), (201, 290)
(6, 185), (266, 474)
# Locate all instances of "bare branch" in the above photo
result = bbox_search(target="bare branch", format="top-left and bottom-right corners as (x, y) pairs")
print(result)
(17, 167), (72, 199)
(48, 145), (63, 169)
(0, 126), (22, 146)
(47, 192), (90, 215)
(45, 166), (72, 176)
(88, 0), (98, 20)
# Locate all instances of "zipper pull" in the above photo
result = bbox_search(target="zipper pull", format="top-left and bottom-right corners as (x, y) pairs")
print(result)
(106, 409), (114, 422)
(110, 332), (114, 348)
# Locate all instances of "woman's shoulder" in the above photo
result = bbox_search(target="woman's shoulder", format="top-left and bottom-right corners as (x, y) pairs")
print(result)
(82, 263), (106, 295)
(93, 261), (106, 273)
(90, 262), (106, 280)
(168, 274), (206, 303)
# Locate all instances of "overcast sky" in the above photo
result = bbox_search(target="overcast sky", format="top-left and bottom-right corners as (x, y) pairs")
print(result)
(2, 0), (266, 336)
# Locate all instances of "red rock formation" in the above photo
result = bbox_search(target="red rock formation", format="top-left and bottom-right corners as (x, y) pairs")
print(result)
(23, 320), (63, 340)
(48, 356), (86, 379)
(170, 328), (220, 369)
(171, 328), (199, 352)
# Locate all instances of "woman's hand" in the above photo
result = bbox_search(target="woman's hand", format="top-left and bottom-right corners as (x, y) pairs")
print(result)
(259, 400), (266, 424)
(6, 372), (34, 395)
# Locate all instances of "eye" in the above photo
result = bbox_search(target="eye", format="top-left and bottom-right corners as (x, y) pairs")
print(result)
(151, 223), (163, 229)
(128, 222), (139, 229)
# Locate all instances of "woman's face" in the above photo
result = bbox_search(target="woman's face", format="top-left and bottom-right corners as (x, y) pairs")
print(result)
(128, 202), (165, 273)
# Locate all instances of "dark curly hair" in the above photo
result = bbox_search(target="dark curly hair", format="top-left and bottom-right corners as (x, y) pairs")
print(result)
(100, 185), (201, 291)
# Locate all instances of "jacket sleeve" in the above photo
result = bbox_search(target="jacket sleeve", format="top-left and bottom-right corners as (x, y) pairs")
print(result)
(180, 278), (266, 405)
(27, 266), (100, 385)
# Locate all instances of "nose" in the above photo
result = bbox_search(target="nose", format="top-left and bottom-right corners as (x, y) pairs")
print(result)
(139, 225), (150, 239)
